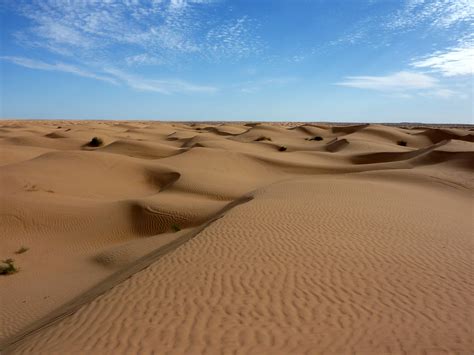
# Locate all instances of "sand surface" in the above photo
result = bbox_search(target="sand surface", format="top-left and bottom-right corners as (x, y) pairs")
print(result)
(0, 120), (473, 354)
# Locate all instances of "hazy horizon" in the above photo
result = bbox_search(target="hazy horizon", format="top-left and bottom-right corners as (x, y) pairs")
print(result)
(1, 0), (473, 123)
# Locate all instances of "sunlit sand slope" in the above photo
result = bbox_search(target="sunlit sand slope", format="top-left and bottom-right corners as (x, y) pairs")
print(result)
(7, 176), (473, 354)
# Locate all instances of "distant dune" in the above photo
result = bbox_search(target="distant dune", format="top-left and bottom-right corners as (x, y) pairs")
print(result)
(1, 120), (473, 354)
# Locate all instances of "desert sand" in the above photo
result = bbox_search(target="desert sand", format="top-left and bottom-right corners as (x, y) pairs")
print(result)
(0, 120), (473, 354)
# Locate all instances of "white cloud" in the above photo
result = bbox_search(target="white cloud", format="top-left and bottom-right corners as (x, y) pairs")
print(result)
(104, 68), (217, 94)
(336, 71), (438, 91)
(326, 0), (473, 101)
(2, 1), (239, 95)
(411, 35), (474, 76)
(125, 54), (162, 66)
(326, 0), (473, 52)
(11, 0), (260, 64)
(336, 71), (462, 99)
(205, 16), (262, 60)
(1, 56), (217, 94)
(0, 56), (118, 85)
(388, 0), (474, 30)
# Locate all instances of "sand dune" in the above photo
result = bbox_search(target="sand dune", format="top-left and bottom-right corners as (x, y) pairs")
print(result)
(0, 120), (473, 354)
(325, 138), (350, 152)
(417, 128), (474, 144)
(97, 140), (182, 159)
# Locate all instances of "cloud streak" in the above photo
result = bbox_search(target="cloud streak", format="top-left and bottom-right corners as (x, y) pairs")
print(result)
(336, 71), (438, 91)
(336, 71), (460, 98)
(104, 68), (217, 94)
(411, 35), (474, 76)
(1, 56), (217, 94)
(0, 56), (118, 85)
(125, 54), (162, 66)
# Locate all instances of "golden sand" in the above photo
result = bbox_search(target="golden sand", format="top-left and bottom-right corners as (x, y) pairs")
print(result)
(1, 120), (473, 354)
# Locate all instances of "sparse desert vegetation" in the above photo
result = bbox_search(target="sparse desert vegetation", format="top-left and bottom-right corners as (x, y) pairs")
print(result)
(15, 246), (29, 254)
(87, 137), (103, 147)
(306, 136), (323, 141)
(0, 259), (18, 275)
(254, 136), (272, 142)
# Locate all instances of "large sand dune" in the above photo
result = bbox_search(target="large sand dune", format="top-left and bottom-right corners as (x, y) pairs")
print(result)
(0, 121), (472, 354)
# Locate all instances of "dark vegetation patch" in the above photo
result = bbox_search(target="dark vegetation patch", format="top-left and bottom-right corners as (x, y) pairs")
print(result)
(0, 259), (18, 275)
(15, 246), (29, 254)
(87, 137), (103, 147)
(254, 136), (272, 142)
(305, 136), (323, 141)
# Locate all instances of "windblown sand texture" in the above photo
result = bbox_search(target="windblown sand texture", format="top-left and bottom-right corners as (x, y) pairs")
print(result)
(1, 120), (473, 354)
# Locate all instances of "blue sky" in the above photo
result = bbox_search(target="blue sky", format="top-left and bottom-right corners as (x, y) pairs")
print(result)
(1, 0), (473, 123)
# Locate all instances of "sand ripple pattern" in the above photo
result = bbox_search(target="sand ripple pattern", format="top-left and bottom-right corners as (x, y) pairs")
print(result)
(9, 177), (473, 355)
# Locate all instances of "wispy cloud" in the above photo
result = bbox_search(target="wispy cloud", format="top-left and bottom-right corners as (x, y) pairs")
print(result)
(205, 16), (262, 60)
(2, 1), (240, 94)
(411, 35), (474, 76)
(104, 68), (217, 94)
(125, 54), (162, 66)
(328, 1), (473, 100)
(326, 0), (473, 52)
(0, 56), (118, 85)
(1, 56), (216, 94)
(326, 16), (376, 50)
(10, 0), (261, 65)
(337, 71), (438, 91)
(336, 71), (461, 99)
(387, 0), (474, 30)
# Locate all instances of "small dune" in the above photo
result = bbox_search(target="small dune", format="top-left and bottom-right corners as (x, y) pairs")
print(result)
(98, 140), (181, 159)
(350, 140), (449, 164)
(416, 127), (474, 143)
(325, 137), (349, 152)
(331, 123), (369, 134)
(44, 132), (67, 139)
